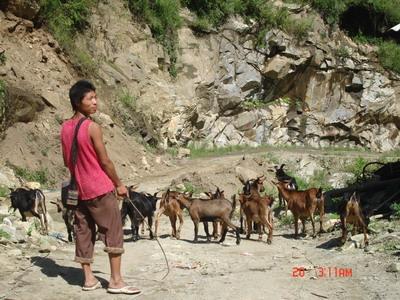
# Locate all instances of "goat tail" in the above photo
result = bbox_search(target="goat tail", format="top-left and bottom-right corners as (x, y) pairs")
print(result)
(230, 194), (237, 219)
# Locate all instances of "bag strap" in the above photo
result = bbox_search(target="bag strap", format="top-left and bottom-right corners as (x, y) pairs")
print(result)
(70, 117), (87, 178)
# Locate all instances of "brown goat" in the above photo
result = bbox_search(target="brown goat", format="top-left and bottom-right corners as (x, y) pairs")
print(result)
(154, 190), (186, 239)
(340, 192), (369, 246)
(239, 192), (274, 244)
(272, 181), (324, 238)
(239, 176), (266, 233)
(176, 191), (240, 245)
(204, 187), (225, 239)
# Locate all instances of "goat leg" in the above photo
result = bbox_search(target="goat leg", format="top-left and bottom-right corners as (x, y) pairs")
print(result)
(154, 207), (165, 238)
(294, 215), (299, 238)
(148, 216), (153, 239)
(357, 216), (369, 246)
(176, 210), (183, 239)
(219, 223), (228, 243)
(169, 215), (177, 238)
(193, 220), (199, 243)
(212, 221), (219, 240)
(310, 212), (317, 238)
(246, 217), (252, 239)
(203, 222), (211, 242)
(301, 218), (306, 234)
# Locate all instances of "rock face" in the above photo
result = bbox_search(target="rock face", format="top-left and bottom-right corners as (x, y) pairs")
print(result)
(0, 0), (399, 186)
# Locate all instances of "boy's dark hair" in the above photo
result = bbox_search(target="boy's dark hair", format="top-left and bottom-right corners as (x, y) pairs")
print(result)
(69, 80), (96, 111)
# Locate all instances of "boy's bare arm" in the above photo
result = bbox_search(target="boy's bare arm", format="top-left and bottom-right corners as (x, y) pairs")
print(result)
(89, 122), (127, 196)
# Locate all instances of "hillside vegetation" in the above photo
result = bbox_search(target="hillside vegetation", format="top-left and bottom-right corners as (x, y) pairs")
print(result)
(37, 0), (400, 76)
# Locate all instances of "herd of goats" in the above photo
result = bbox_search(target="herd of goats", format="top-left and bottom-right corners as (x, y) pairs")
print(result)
(8, 164), (369, 247)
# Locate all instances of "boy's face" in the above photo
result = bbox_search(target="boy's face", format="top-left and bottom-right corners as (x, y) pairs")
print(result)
(78, 90), (97, 116)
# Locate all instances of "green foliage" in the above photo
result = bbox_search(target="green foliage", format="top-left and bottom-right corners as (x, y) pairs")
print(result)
(127, 0), (182, 77)
(310, 0), (347, 25)
(344, 157), (369, 183)
(188, 143), (254, 158)
(279, 214), (294, 226)
(378, 41), (400, 74)
(240, 99), (267, 110)
(336, 45), (351, 59)
(310, 0), (400, 26)
(177, 181), (203, 194)
(0, 228), (10, 239)
(391, 202), (400, 218)
(39, 0), (97, 75)
(119, 90), (137, 110)
(14, 167), (49, 185)
(0, 185), (8, 197)
(307, 169), (332, 191)
(0, 51), (6, 65)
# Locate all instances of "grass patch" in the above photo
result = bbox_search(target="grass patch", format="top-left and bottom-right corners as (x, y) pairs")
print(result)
(176, 181), (203, 194)
(343, 157), (369, 183)
(391, 202), (400, 218)
(188, 143), (256, 158)
(13, 166), (49, 186)
(378, 40), (400, 74)
(39, 0), (98, 75)
(0, 228), (10, 239)
(127, 0), (182, 77)
(279, 214), (294, 226)
(119, 90), (137, 111)
(0, 185), (9, 197)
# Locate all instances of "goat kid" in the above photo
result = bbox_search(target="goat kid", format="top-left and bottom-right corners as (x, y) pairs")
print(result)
(340, 192), (369, 246)
(238, 191), (274, 244)
(272, 181), (324, 238)
(239, 176), (266, 233)
(9, 188), (48, 234)
(154, 190), (187, 239)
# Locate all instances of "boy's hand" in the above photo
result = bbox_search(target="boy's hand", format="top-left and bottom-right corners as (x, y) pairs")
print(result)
(116, 185), (128, 197)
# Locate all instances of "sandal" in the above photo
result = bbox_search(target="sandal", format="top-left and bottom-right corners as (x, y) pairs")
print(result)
(82, 281), (101, 291)
(107, 286), (141, 295)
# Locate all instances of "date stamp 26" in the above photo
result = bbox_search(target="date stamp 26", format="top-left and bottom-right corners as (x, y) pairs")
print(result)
(292, 267), (353, 278)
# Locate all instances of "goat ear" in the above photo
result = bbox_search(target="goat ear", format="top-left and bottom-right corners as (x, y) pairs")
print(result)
(280, 163), (286, 169)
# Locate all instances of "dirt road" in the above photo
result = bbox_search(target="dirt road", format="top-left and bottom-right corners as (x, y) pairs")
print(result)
(1, 150), (399, 299)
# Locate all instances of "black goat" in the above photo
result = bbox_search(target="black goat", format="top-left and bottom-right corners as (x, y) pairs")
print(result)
(9, 188), (48, 234)
(121, 187), (159, 241)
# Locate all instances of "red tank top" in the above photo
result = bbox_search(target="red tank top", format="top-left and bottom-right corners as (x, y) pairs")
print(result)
(60, 118), (114, 200)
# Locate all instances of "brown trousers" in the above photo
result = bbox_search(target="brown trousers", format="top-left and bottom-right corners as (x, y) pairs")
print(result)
(74, 191), (124, 264)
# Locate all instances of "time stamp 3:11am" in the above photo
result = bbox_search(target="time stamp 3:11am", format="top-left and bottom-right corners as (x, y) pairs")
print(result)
(292, 267), (353, 278)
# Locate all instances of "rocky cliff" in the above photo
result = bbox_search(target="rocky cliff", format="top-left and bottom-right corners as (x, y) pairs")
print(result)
(0, 0), (399, 187)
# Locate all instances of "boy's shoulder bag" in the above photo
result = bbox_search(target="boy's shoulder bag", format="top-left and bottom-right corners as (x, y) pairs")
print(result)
(61, 117), (87, 207)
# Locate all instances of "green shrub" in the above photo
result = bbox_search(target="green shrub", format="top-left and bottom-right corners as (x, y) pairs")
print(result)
(177, 181), (203, 194)
(39, 0), (97, 75)
(119, 90), (137, 110)
(279, 214), (294, 226)
(378, 41), (400, 74)
(0, 185), (8, 197)
(391, 202), (400, 218)
(14, 167), (49, 185)
(344, 157), (369, 183)
(127, 0), (182, 77)
(0, 228), (10, 239)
